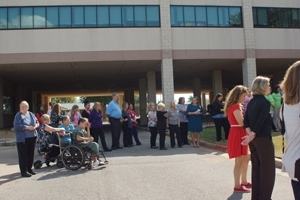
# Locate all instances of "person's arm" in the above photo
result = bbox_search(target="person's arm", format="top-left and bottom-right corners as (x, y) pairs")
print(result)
(251, 100), (270, 136)
(106, 103), (112, 118)
(77, 111), (82, 119)
(76, 133), (93, 142)
(44, 124), (65, 133)
(88, 110), (94, 123)
(233, 109), (244, 126)
(178, 105), (186, 113)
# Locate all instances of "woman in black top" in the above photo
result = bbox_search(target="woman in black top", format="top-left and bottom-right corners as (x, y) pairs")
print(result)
(121, 102), (133, 147)
(242, 76), (275, 200)
(81, 100), (91, 119)
(211, 93), (230, 141)
(156, 103), (168, 150)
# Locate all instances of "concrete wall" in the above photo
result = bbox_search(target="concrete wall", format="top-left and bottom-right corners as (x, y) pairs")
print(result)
(170, 0), (242, 6)
(252, 0), (300, 7)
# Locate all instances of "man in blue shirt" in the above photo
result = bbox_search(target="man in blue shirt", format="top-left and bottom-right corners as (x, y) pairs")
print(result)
(106, 93), (123, 150)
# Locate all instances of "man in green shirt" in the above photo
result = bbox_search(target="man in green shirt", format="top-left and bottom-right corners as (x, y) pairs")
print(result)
(272, 85), (282, 131)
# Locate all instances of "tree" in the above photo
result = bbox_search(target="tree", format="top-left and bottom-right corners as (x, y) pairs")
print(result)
(79, 96), (112, 105)
(51, 97), (76, 103)
(188, 95), (194, 104)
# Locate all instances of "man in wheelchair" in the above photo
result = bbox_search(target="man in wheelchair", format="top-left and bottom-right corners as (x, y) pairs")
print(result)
(73, 117), (102, 167)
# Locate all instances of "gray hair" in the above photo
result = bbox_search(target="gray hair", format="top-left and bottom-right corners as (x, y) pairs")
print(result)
(112, 93), (118, 98)
(20, 101), (29, 108)
(251, 76), (270, 95)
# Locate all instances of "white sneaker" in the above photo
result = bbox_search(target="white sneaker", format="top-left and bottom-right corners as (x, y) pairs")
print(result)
(93, 160), (100, 167)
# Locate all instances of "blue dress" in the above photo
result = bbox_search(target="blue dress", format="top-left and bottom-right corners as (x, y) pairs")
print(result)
(186, 104), (204, 132)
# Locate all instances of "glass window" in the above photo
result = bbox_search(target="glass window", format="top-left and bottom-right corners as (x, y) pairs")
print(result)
(0, 8), (8, 29)
(110, 6), (121, 27)
(218, 7), (229, 26)
(8, 8), (20, 29)
(97, 6), (109, 27)
(147, 6), (159, 26)
(122, 6), (134, 26)
(134, 6), (146, 26)
(278, 9), (289, 27)
(207, 7), (218, 26)
(184, 6), (195, 26)
(195, 7), (207, 26)
(21, 7), (33, 28)
(229, 7), (242, 26)
(171, 6), (183, 26)
(34, 7), (46, 28)
(85, 6), (96, 27)
(59, 7), (71, 27)
(253, 8), (257, 26)
(290, 9), (299, 28)
(72, 7), (84, 27)
(257, 8), (268, 27)
(46, 7), (58, 28)
(269, 8), (278, 27)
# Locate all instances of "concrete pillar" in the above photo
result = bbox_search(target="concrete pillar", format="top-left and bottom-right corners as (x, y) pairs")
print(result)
(242, 0), (257, 88)
(118, 94), (124, 110)
(147, 71), (156, 104)
(139, 78), (147, 126)
(160, 0), (174, 109)
(202, 93), (207, 112)
(124, 88), (135, 109)
(212, 70), (223, 97)
(0, 77), (4, 128)
(193, 78), (201, 104)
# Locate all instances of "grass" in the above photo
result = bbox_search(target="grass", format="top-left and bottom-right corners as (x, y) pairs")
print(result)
(190, 127), (284, 158)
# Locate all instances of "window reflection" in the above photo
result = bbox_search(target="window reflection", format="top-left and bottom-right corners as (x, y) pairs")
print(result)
(34, 7), (46, 28)
(147, 6), (159, 26)
(47, 7), (58, 28)
(195, 7), (207, 26)
(207, 7), (218, 26)
(0, 8), (8, 29)
(184, 6), (195, 26)
(122, 6), (134, 26)
(85, 6), (96, 27)
(134, 6), (146, 26)
(110, 6), (122, 27)
(218, 7), (229, 26)
(59, 7), (71, 27)
(8, 8), (20, 29)
(97, 6), (109, 27)
(72, 7), (84, 27)
(171, 6), (183, 26)
(21, 7), (33, 28)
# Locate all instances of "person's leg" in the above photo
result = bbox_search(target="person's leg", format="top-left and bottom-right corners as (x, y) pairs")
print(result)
(149, 127), (157, 147)
(116, 120), (121, 148)
(191, 132), (196, 146)
(180, 123), (185, 144)
(234, 156), (243, 188)
(91, 128), (99, 144)
(159, 128), (166, 149)
(213, 118), (222, 141)
(240, 155), (250, 184)
(222, 118), (230, 140)
(169, 125), (176, 147)
(196, 132), (200, 146)
(249, 142), (260, 200)
(122, 124), (128, 146)
(176, 126), (182, 147)
(128, 128), (133, 145)
(132, 126), (141, 145)
(256, 137), (275, 200)
(99, 127), (109, 150)
(86, 142), (100, 157)
(291, 179), (300, 200)
(17, 141), (28, 174)
(273, 108), (280, 130)
(26, 137), (36, 172)
(109, 118), (117, 149)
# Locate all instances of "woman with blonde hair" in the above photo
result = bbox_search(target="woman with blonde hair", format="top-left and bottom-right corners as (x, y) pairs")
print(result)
(67, 105), (82, 127)
(224, 85), (251, 193)
(50, 103), (63, 127)
(242, 76), (275, 200)
(165, 101), (182, 148)
(186, 96), (204, 147)
(89, 102), (111, 152)
(280, 61), (300, 199)
(147, 102), (158, 149)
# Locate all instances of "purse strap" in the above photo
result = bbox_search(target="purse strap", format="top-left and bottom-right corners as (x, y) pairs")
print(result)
(281, 103), (285, 153)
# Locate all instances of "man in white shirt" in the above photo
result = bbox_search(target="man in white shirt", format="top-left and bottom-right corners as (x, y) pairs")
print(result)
(47, 102), (54, 115)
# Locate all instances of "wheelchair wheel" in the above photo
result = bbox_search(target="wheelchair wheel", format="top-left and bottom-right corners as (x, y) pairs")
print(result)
(62, 145), (85, 170)
(34, 160), (42, 169)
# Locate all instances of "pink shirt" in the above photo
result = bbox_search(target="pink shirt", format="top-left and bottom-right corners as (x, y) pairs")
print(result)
(129, 110), (137, 126)
(243, 95), (252, 114)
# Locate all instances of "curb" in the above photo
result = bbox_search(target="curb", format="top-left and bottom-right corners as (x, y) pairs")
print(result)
(138, 126), (283, 169)
(0, 139), (16, 147)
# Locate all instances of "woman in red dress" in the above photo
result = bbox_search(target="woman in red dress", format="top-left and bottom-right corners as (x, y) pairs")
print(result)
(224, 85), (251, 193)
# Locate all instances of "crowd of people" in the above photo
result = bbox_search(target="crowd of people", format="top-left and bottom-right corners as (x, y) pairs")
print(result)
(12, 60), (300, 199)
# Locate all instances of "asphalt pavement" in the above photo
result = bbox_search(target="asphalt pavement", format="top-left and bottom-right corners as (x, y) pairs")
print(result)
(0, 128), (294, 200)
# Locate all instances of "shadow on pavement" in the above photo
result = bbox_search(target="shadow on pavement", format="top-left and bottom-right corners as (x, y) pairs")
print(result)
(0, 172), (21, 186)
(227, 192), (244, 200)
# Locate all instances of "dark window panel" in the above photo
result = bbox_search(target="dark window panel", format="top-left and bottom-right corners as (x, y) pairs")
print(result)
(253, 8), (257, 26)
(257, 8), (268, 27)
(269, 8), (278, 27)
(171, 6), (183, 26)
(290, 9), (299, 28)
(97, 6), (109, 27)
(147, 6), (159, 26)
(195, 7), (207, 26)
(84, 6), (96, 27)
(34, 7), (46, 28)
(72, 7), (84, 27)
(8, 7), (20, 29)
(46, 7), (58, 28)
(59, 7), (71, 27)
(207, 7), (218, 26)
(229, 7), (242, 27)
(122, 6), (134, 26)
(21, 7), (33, 28)
(134, 6), (146, 26)
(278, 8), (289, 28)
(184, 6), (195, 26)
(110, 6), (122, 27)
(0, 8), (8, 29)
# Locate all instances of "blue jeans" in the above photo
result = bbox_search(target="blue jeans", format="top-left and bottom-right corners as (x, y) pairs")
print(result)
(131, 126), (141, 145)
(292, 180), (300, 200)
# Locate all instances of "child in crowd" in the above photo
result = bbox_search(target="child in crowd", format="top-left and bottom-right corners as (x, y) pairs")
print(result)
(156, 103), (168, 150)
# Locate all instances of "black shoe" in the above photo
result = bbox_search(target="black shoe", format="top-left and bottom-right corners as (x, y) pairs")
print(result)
(184, 143), (190, 145)
(136, 143), (142, 146)
(28, 170), (36, 175)
(151, 146), (158, 149)
(178, 146), (183, 148)
(21, 172), (32, 177)
(116, 146), (123, 149)
(160, 148), (167, 150)
(111, 147), (117, 150)
(124, 145), (132, 148)
(104, 148), (112, 152)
